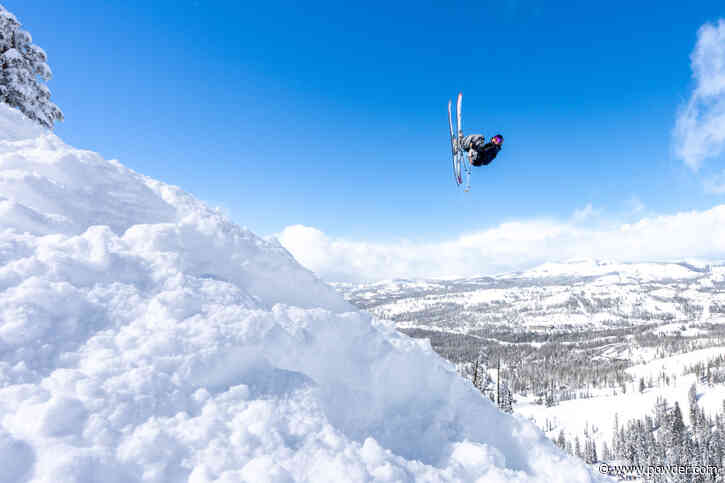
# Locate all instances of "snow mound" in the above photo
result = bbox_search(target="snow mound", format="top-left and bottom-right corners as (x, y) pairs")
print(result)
(0, 104), (602, 482)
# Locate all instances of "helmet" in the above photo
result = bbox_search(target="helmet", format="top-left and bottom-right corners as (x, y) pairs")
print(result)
(491, 134), (504, 145)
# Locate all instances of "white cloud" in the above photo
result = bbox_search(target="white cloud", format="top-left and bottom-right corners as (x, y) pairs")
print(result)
(276, 205), (725, 282)
(571, 203), (600, 222)
(675, 19), (725, 170)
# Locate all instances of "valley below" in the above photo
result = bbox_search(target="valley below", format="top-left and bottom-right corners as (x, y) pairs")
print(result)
(334, 260), (725, 473)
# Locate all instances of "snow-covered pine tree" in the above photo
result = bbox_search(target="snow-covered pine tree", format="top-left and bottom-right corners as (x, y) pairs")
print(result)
(556, 429), (566, 451)
(499, 382), (514, 414)
(612, 412), (620, 458)
(472, 358), (481, 389)
(689, 383), (699, 424)
(654, 396), (669, 428)
(633, 422), (649, 466)
(601, 440), (611, 461)
(708, 429), (723, 471)
(643, 428), (657, 467)
(664, 402), (686, 466)
(672, 401), (685, 445)
(0, 5), (62, 128)
(584, 434), (598, 464)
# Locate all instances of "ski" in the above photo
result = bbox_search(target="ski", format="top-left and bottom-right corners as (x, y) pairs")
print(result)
(456, 92), (462, 141)
(457, 92), (472, 192)
(448, 99), (462, 185)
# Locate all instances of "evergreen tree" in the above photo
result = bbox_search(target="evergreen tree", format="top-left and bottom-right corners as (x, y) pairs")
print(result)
(0, 5), (62, 128)
(708, 429), (723, 472)
(612, 412), (620, 458)
(672, 401), (685, 445)
(655, 396), (669, 427)
(556, 429), (566, 451)
(679, 435), (698, 482)
(584, 435), (598, 464)
(642, 427), (657, 467)
(499, 382), (514, 414)
(689, 383), (699, 424)
(633, 421), (648, 465)
(601, 440), (611, 461)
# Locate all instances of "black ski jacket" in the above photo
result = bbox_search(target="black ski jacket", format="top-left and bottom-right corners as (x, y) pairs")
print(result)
(470, 142), (501, 167)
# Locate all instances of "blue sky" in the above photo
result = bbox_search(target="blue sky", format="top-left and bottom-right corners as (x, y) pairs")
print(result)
(7, 1), (725, 256)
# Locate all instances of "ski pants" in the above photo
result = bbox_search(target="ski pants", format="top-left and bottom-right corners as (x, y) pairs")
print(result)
(460, 134), (485, 165)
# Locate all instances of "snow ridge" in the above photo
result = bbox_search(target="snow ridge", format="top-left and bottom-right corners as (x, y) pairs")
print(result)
(0, 104), (601, 482)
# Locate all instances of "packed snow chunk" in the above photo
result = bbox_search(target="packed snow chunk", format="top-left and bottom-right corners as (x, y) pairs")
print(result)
(37, 396), (88, 437)
(0, 102), (604, 481)
(240, 455), (295, 483)
(32, 449), (135, 483)
(360, 437), (411, 481)
(0, 429), (35, 482)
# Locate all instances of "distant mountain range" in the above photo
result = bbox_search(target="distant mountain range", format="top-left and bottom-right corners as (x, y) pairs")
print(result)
(333, 260), (725, 336)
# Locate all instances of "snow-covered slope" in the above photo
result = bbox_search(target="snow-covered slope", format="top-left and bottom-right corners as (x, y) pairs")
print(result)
(0, 104), (602, 482)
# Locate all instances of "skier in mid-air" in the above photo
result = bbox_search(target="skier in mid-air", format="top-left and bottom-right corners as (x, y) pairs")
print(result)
(460, 134), (504, 167)
(447, 92), (503, 190)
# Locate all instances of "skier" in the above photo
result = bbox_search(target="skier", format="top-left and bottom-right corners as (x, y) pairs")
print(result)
(460, 134), (504, 167)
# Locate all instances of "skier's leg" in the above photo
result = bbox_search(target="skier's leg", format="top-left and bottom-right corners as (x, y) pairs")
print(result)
(469, 149), (480, 166)
(460, 135), (473, 151)
(459, 135), (476, 165)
